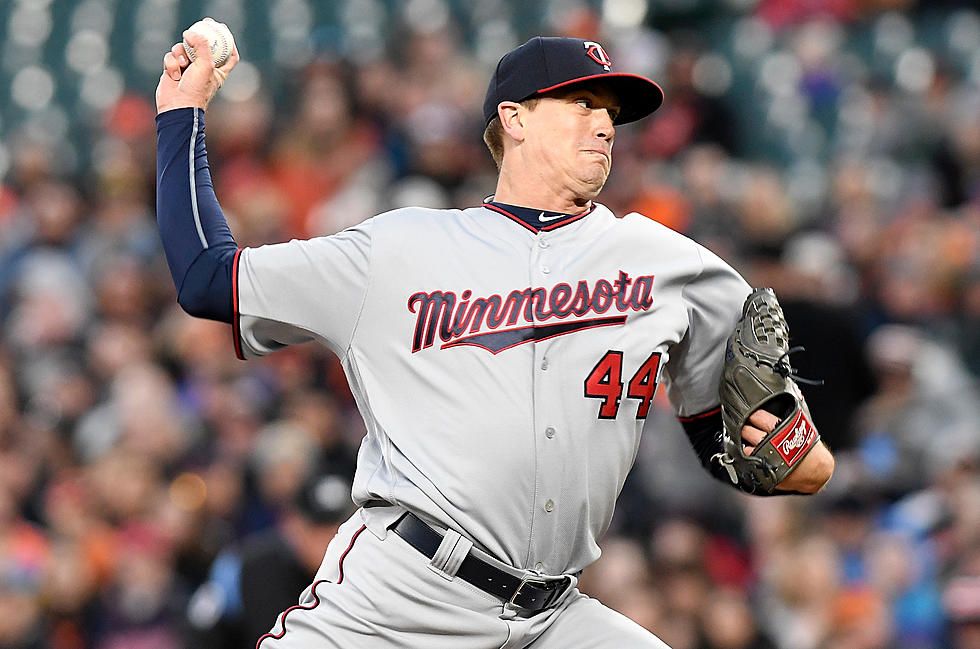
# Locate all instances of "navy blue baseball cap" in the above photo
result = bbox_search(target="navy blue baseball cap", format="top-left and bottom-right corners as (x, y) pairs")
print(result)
(483, 37), (664, 126)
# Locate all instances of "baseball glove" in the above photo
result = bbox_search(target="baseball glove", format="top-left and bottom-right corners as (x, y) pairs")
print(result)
(715, 288), (820, 495)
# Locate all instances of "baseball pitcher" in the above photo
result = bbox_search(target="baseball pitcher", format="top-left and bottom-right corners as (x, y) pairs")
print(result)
(156, 23), (834, 649)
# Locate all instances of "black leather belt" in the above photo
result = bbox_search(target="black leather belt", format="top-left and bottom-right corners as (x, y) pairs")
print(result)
(391, 512), (570, 612)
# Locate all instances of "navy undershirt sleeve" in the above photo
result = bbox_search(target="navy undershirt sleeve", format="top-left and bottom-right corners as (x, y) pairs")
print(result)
(679, 409), (733, 485)
(681, 409), (787, 496)
(156, 107), (237, 323)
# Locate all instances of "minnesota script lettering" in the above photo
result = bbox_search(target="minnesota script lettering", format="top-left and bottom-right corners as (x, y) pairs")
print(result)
(407, 271), (654, 354)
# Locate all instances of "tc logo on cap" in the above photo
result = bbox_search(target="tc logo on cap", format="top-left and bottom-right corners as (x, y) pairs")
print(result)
(584, 41), (611, 70)
(483, 36), (663, 126)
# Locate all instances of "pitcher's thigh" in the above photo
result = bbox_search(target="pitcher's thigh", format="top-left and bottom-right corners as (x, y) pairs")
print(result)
(530, 593), (671, 649)
(255, 518), (511, 649)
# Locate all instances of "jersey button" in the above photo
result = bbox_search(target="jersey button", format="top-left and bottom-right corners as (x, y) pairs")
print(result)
(540, 358), (549, 370)
(541, 265), (550, 274)
(538, 239), (550, 249)
(545, 426), (555, 438)
(544, 499), (554, 513)
(535, 562), (544, 571)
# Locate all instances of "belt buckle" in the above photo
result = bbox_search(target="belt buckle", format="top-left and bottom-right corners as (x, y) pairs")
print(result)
(507, 572), (566, 610)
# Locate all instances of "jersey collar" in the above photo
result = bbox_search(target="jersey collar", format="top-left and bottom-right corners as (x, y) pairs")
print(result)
(482, 199), (596, 233)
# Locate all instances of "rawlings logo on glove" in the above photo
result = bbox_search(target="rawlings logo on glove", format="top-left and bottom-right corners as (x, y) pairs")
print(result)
(772, 412), (817, 463)
(714, 288), (821, 495)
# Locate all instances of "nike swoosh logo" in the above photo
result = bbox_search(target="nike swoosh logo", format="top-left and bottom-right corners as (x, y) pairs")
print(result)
(538, 212), (566, 222)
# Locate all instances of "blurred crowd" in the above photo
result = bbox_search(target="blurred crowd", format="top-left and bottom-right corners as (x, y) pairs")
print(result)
(1, 0), (980, 648)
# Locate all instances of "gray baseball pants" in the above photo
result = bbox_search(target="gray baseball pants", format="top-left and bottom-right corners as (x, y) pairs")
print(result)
(254, 508), (670, 649)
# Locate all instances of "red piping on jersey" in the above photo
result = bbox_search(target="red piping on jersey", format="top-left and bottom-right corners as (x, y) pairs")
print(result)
(255, 524), (367, 648)
(677, 405), (721, 423)
(335, 525), (365, 584)
(482, 203), (537, 232)
(232, 248), (245, 360)
(482, 202), (595, 232)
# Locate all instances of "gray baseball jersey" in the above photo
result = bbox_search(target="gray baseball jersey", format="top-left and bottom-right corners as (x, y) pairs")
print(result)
(234, 202), (749, 576)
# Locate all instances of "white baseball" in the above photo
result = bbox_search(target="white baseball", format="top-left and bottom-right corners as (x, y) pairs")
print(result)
(182, 19), (234, 67)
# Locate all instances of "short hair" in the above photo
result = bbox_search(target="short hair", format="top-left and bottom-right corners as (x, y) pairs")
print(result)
(482, 98), (539, 169)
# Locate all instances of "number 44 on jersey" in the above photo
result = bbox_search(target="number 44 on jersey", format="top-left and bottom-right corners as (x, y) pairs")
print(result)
(584, 351), (662, 420)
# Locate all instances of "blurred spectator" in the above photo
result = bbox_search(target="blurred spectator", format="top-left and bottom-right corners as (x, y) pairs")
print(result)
(639, 40), (736, 159)
(0, 486), (48, 649)
(943, 548), (980, 649)
(696, 587), (778, 649)
(95, 522), (185, 649)
(849, 325), (980, 498)
(954, 265), (980, 377)
(270, 63), (381, 239)
(185, 474), (354, 648)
